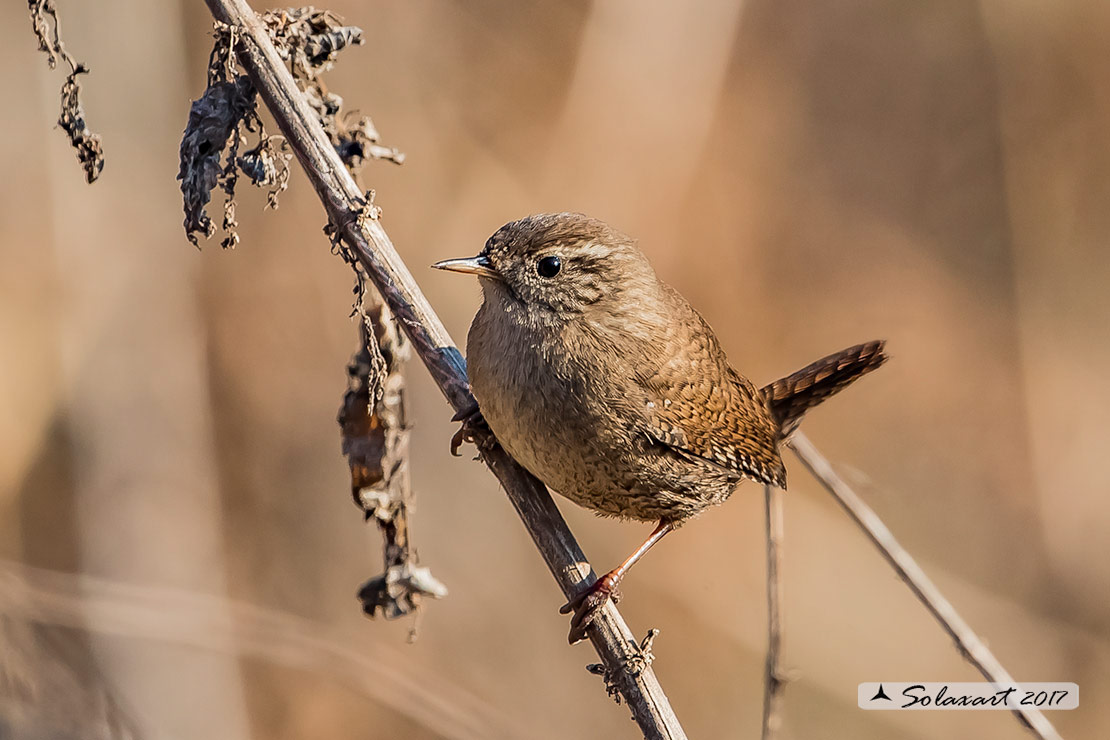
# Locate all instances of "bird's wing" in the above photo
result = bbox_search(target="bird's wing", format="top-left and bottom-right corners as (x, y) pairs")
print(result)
(632, 287), (786, 488)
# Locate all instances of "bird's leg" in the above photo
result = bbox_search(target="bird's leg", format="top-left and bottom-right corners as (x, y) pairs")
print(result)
(450, 402), (490, 456)
(560, 519), (675, 644)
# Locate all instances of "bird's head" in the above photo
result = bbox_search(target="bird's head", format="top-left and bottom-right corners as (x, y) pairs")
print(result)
(433, 213), (658, 323)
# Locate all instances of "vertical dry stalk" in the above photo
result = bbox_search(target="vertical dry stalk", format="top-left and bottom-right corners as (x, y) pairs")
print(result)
(788, 431), (1063, 740)
(761, 484), (786, 740)
(199, 1), (687, 736)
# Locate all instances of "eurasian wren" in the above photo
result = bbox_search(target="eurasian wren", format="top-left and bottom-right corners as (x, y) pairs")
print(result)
(434, 213), (887, 643)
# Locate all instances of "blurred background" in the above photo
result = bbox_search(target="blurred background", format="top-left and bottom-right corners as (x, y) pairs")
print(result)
(2, 0), (1108, 738)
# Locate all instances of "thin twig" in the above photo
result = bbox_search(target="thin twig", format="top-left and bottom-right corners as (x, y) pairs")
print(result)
(198, 1), (686, 736)
(788, 431), (1063, 740)
(28, 0), (105, 182)
(761, 484), (786, 740)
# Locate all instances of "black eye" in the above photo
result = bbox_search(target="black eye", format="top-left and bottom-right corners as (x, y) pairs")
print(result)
(536, 255), (561, 278)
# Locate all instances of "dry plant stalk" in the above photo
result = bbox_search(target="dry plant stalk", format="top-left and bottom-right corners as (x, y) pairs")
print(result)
(28, 0), (105, 183)
(0, 614), (140, 740)
(196, 1), (686, 736)
(788, 431), (1063, 740)
(761, 484), (787, 740)
(1, 558), (525, 739)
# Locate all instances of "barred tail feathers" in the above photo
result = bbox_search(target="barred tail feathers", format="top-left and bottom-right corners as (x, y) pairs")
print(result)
(761, 340), (888, 437)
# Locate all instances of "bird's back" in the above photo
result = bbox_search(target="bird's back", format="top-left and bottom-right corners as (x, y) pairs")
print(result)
(632, 284), (785, 488)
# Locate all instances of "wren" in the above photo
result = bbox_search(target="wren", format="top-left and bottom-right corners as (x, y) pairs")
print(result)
(434, 213), (887, 643)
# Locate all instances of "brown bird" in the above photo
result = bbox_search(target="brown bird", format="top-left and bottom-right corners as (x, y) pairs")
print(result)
(434, 213), (887, 643)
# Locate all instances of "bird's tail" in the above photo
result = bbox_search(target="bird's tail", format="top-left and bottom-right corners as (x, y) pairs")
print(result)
(761, 340), (888, 438)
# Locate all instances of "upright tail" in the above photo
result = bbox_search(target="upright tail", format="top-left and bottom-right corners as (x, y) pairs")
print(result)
(761, 340), (888, 438)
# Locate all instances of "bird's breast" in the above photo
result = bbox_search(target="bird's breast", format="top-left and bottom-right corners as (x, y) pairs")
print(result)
(464, 299), (744, 521)
(465, 303), (635, 499)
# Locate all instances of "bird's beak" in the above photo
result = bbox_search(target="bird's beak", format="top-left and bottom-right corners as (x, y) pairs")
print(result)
(431, 255), (500, 279)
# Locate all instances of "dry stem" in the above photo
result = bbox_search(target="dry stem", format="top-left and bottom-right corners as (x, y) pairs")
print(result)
(761, 484), (786, 740)
(199, 1), (686, 736)
(788, 431), (1063, 740)
(28, 0), (104, 182)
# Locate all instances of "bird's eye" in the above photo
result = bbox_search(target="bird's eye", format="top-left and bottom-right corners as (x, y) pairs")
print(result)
(536, 255), (561, 278)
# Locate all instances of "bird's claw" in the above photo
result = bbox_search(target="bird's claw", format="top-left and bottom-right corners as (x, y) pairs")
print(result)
(450, 403), (490, 456)
(560, 573), (622, 645)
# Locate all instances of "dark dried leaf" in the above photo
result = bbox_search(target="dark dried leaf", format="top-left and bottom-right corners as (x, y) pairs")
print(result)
(357, 563), (448, 621)
(177, 76), (256, 245)
(340, 304), (435, 625)
(339, 315), (391, 505)
(238, 135), (292, 209)
(303, 24), (363, 67)
(258, 8), (404, 176)
(261, 8), (363, 78)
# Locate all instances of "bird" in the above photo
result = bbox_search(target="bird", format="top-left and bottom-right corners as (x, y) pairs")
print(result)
(433, 213), (887, 643)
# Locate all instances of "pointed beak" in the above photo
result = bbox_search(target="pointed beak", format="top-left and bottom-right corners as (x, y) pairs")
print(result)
(431, 255), (500, 279)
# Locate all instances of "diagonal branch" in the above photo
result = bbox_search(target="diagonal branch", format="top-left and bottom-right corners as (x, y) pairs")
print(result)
(199, 1), (686, 736)
(788, 431), (1063, 740)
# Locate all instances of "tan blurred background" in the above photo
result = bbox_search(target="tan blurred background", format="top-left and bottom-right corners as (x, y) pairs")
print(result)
(2, 0), (1108, 738)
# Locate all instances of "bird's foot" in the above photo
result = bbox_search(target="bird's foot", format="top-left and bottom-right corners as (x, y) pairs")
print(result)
(560, 571), (623, 645)
(450, 403), (490, 456)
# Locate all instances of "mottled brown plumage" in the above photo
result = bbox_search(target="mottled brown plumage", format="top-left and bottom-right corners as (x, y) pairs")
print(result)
(435, 213), (887, 642)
